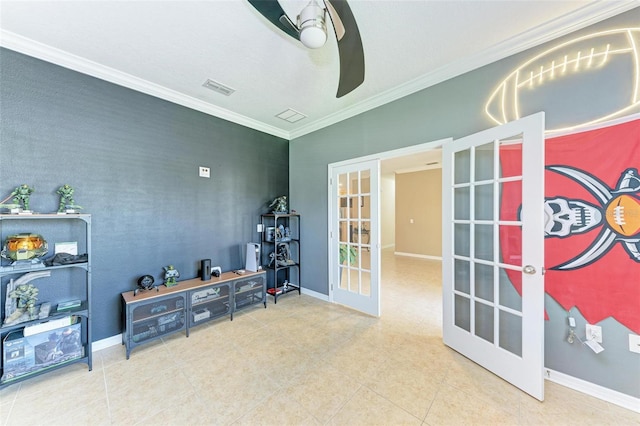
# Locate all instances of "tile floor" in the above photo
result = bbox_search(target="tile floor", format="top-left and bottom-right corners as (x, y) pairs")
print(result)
(1, 250), (638, 425)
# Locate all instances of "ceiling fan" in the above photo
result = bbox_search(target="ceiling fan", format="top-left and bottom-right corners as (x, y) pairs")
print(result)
(247, 0), (365, 98)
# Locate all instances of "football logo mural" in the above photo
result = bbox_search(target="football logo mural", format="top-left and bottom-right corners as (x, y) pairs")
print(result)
(485, 28), (640, 133)
(499, 118), (640, 334)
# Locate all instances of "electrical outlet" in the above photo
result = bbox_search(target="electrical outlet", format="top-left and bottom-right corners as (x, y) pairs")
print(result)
(257, 224), (264, 232)
(629, 334), (640, 354)
(198, 166), (210, 178)
(586, 324), (602, 343)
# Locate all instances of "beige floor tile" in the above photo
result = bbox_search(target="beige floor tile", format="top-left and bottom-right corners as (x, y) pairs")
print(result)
(1, 399), (15, 426)
(96, 342), (129, 368)
(135, 391), (220, 425)
(0, 380), (20, 401)
(424, 382), (520, 425)
(6, 370), (109, 426)
(362, 356), (444, 419)
(105, 347), (196, 424)
(235, 390), (321, 426)
(519, 381), (635, 424)
(443, 353), (524, 416)
(4, 249), (638, 425)
(603, 402), (640, 425)
(328, 386), (422, 425)
(11, 360), (95, 397)
(282, 364), (361, 424)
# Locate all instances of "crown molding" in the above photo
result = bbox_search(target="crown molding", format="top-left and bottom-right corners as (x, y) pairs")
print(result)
(0, 30), (290, 140)
(289, 1), (639, 139)
(1, 1), (637, 141)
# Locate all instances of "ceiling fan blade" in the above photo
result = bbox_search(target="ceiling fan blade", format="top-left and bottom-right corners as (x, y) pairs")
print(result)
(247, 0), (299, 40)
(323, 0), (364, 97)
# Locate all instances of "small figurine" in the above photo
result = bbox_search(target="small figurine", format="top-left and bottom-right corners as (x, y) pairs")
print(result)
(268, 195), (288, 214)
(56, 184), (83, 213)
(2, 184), (35, 212)
(4, 284), (39, 324)
(163, 265), (180, 287)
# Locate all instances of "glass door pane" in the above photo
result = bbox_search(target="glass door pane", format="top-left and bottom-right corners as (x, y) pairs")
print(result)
(337, 169), (371, 294)
(443, 113), (545, 401)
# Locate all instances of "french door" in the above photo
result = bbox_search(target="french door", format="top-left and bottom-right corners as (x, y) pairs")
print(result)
(330, 159), (380, 316)
(442, 112), (546, 400)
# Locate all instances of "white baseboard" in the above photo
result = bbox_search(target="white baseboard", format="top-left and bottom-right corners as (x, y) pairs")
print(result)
(382, 243), (395, 250)
(394, 251), (442, 261)
(301, 287), (329, 302)
(92, 334), (121, 352)
(546, 368), (640, 413)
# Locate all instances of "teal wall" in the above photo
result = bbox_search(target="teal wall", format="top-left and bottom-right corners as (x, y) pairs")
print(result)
(290, 9), (640, 398)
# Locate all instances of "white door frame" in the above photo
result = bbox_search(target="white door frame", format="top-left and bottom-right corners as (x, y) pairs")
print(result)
(327, 138), (450, 311)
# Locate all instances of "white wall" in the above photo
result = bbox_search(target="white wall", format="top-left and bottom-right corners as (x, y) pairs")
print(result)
(380, 175), (396, 248)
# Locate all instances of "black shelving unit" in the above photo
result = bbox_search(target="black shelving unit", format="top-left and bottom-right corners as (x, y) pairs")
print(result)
(121, 271), (265, 358)
(0, 214), (92, 388)
(260, 213), (300, 303)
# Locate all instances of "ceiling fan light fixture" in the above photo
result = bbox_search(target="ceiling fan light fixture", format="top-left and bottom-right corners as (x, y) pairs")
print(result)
(297, 1), (327, 49)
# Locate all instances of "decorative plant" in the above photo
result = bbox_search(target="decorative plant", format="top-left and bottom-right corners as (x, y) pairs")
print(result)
(339, 244), (357, 265)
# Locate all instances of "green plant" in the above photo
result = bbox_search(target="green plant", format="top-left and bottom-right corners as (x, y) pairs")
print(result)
(339, 244), (357, 265)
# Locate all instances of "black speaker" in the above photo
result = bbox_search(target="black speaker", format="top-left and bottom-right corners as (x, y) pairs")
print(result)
(201, 259), (211, 281)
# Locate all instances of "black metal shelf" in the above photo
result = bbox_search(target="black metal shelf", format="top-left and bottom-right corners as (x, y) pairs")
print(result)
(0, 213), (92, 389)
(261, 214), (301, 303)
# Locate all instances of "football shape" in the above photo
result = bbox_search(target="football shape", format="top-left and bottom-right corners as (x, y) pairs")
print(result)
(485, 28), (640, 132)
(605, 194), (640, 237)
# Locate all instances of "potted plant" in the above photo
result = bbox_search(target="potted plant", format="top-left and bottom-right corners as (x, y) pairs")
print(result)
(339, 244), (357, 284)
(339, 244), (357, 265)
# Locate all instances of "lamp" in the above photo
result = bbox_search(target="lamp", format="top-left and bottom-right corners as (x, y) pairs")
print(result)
(297, 0), (327, 49)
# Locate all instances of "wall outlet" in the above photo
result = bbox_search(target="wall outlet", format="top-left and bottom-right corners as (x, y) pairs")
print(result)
(629, 334), (640, 354)
(199, 166), (210, 178)
(257, 224), (264, 232)
(586, 324), (602, 343)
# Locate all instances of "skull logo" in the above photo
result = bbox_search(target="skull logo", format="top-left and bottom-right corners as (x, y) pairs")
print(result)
(544, 197), (602, 237)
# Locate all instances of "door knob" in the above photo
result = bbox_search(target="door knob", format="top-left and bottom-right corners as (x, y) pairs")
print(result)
(523, 265), (536, 275)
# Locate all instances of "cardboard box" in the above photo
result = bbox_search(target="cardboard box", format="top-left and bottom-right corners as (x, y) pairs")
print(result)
(2, 321), (82, 383)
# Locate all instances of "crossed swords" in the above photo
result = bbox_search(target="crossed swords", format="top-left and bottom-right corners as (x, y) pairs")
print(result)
(547, 166), (640, 270)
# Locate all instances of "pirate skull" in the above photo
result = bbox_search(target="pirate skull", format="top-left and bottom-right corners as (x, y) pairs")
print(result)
(544, 197), (602, 237)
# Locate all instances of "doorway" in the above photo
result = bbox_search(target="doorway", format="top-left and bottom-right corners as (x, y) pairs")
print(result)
(328, 139), (449, 317)
(328, 113), (545, 401)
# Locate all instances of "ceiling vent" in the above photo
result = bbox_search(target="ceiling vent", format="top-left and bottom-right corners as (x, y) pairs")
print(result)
(202, 79), (235, 96)
(276, 108), (307, 123)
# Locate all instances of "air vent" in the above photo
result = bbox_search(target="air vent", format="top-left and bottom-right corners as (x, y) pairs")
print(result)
(276, 108), (307, 123)
(202, 79), (235, 96)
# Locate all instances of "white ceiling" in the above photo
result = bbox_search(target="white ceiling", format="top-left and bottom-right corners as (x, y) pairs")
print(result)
(0, 0), (636, 142)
